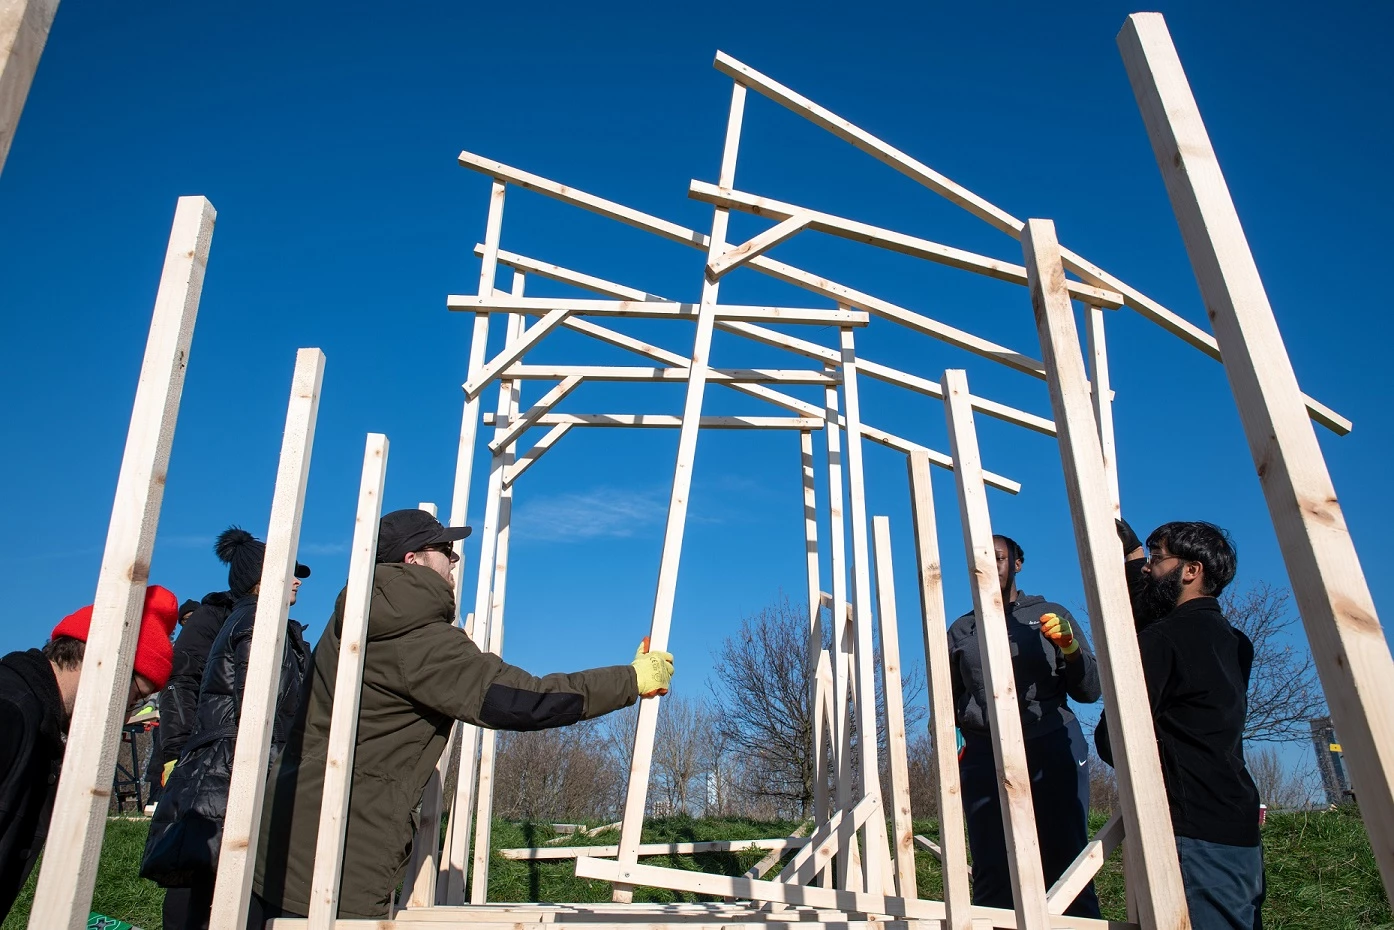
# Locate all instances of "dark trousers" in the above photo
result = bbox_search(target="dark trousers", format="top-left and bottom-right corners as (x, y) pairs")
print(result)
(162, 877), (214, 930)
(245, 890), (304, 930)
(1176, 835), (1265, 930)
(959, 718), (1101, 918)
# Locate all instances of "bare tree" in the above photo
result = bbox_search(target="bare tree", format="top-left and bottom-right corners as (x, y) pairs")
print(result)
(905, 731), (940, 821)
(1246, 746), (1316, 810)
(492, 718), (623, 822)
(1087, 750), (1120, 815)
(1222, 582), (1327, 743)
(652, 695), (716, 816)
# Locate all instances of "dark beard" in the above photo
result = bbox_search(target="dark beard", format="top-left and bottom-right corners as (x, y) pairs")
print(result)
(1141, 562), (1185, 619)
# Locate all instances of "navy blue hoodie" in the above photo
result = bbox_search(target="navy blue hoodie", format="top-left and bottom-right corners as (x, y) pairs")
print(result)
(947, 593), (1101, 740)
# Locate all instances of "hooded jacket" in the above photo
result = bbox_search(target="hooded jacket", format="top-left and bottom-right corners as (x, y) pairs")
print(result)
(254, 562), (639, 919)
(947, 593), (1101, 740)
(0, 650), (67, 920)
(141, 595), (310, 886)
(158, 590), (238, 767)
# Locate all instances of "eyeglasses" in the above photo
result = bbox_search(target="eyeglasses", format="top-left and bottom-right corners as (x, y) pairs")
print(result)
(420, 543), (460, 563)
(1146, 550), (1194, 567)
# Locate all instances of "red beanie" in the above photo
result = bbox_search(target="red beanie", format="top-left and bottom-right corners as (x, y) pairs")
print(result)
(50, 585), (180, 690)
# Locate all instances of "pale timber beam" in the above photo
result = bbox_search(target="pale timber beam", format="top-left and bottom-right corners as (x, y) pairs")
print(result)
(1118, 11), (1394, 896)
(32, 196), (216, 930)
(488, 374), (583, 453)
(462, 306), (572, 400)
(941, 368), (1050, 929)
(1085, 306), (1121, 515)
(706, 211), (814, 280)
(307, 434), (389, 929)
(500, 838), (813, 860)
(1047, 813), (1124, 915)
(447, 294), (869, 327)
(612, 80), (747, 904)
(871, 516), (917, 899)
(0, 0), (58, 175)
(481, 412), (822, 429)
(689, 181), (1125, 309)
(458, 159), (1045, 377)
(499, 364), (837, 385)
(800, 431), (831, 832)
(822, 373), (853, 885)
(905, 453), (971, 930)
(709, 51), (1351, 434)
(503, 422), (571, 487)
(1022, 218), (1189, 929)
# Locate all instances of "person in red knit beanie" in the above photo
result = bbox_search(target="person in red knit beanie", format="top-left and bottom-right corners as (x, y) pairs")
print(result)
(0, 584), (179, 921)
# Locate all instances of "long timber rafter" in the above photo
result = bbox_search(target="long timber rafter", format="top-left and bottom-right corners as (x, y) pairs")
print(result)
(35, 12), (1389, 930)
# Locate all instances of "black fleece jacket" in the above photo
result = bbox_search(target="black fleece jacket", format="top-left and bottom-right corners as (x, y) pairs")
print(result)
(948, 593), (1101, 740)
(1095, 560), (1260, 846)
(0, 650), (67, 921)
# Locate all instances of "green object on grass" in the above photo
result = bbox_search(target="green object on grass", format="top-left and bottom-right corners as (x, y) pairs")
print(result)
(88, 914), (141, 930)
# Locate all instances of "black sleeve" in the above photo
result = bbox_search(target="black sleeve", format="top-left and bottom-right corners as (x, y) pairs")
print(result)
(1094, 711), (1113, 767)
(159, 607), (223, 763)
(1057, 607), (1102, 704)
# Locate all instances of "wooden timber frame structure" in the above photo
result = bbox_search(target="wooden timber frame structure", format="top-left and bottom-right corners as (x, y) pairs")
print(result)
(24, 13), (1394, 930)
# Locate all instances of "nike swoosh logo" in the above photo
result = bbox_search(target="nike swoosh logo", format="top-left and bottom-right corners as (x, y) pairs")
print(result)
(1078, 760), (1088, 767)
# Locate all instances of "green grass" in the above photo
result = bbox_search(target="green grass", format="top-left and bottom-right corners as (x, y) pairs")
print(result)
(3, 808), (1388, 928)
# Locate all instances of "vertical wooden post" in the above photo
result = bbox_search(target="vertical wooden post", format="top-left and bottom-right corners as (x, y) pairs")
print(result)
(0, 0), (59, 175)
(203, 349), (323, 930)
(1084, 306), (1120, 514)
(469, 305), (525, 905)
(1119, 12), (1394, 898)
(905, 452), (971, 930)
(822, 371), (856, 891)
(801, 430), (832, 829)
(941, 368), (1051, 930)
(611, 80), (746, 903)
(871, 516), (917, 900)
(445, 286), (526, 904)
(31, 196), (216, 930)
(306, 433), (389, 929)
(1022, 217), (1189, 930)
(838, 326), (888, 896)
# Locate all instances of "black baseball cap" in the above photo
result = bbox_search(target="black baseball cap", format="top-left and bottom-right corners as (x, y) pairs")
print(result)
(376, 509), (472, 564)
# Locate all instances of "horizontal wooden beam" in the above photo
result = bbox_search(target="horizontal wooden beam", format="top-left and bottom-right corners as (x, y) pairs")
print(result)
(499, 837), (812, 860)
(500, 364), (838, 385)
(481, 412), (823, 429)
(689, 181), (1124, 309)
(447, 295), (869, 326)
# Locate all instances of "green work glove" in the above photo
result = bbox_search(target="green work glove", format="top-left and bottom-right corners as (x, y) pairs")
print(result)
(1039, 613), (1079, 655)
(632, 637), (675, 697)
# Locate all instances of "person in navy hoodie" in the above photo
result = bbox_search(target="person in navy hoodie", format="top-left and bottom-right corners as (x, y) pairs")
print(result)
(947, 534), (1102, 918)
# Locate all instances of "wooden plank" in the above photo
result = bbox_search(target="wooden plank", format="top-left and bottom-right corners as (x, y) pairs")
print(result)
(463, 306), (572, 399)
(612, 81), (746, 903)
(488, 374), (583, 452)
(742, 820), (813, 881)
(500, 838), (813, 860)
(480, 413), (823, 430)
(707, 211), (814, 280)
(0, 0), (58, 175)
(821, 371), (853, 889)
(500, 364), (837, 385)
(1118, 11), (1392, 896)
(707, 51), (1350, 434)
(772, 797), (876, 886)
(1083, 306), (1120, 515)
(871, 516), (917, 900)
(471, 314), (526, 905)
(503, 422), (571, 487)
(800, 431), (831, 832)
(31, 196), (216, 930)
(689, 181), (1124, 309)
(306, 434), (389, 928)
(1047, 813), (1124, 915)
(837, 327), (888, 897)
(941, 368), (1050, 930)
(575, 857), (1132, 930)
(905, 454), (971, 930)
(1021, 218), (1189, 929)
(448, 295), (868, 326)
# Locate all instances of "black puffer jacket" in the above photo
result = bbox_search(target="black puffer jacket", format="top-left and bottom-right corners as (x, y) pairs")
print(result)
(158, 590), (237, 767)
(0, 650), (66, 921)
(141, 595), (309, 886)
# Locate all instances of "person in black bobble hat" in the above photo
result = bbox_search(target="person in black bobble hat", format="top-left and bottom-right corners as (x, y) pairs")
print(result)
(143, 527), (312, 930)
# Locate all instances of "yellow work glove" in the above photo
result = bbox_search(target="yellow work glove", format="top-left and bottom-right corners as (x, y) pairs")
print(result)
(1039, 613), (1079, 656)
(161, 759), (176, 786)
(632, 637), (675, 698)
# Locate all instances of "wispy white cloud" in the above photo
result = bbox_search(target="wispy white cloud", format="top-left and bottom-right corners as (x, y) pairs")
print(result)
(514, 487), (669, 542)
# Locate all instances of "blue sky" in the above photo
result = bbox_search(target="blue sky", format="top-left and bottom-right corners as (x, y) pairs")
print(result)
(2, 0), (1389, 762)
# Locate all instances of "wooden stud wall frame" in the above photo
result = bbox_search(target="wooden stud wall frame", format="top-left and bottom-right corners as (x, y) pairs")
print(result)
(32, 12), (1391, 930)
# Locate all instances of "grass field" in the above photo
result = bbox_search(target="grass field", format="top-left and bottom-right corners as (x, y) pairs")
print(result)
(4, 808), (1388, 929)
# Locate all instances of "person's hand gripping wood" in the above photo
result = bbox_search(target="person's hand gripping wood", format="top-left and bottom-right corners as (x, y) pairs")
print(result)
(1039, 613), (1079, 658)
(632, 636), (675, 698)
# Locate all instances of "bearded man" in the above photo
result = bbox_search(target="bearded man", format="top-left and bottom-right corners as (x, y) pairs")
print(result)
(1096, 519), (1263, 930)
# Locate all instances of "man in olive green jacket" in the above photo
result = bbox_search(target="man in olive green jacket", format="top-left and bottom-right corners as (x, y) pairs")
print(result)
(251, 510), (674, 922)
